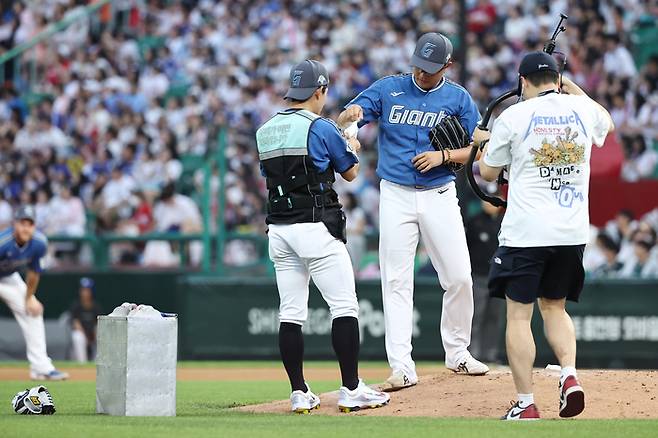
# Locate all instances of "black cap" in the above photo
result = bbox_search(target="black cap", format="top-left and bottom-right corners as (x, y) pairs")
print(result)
(411, 32), (453, 74)
(284, 60), (330, 101)
(518, 51), (559, 77)
(14, 205), (36, 223)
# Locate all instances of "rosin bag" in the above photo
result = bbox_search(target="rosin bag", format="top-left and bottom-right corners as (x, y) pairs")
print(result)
(95, 305), (177, 416)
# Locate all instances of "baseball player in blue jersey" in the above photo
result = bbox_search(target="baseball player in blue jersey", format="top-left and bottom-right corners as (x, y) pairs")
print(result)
(256, 60), (389, 413)
(0, 206), (69, 380)
(338, 32), (489, 389)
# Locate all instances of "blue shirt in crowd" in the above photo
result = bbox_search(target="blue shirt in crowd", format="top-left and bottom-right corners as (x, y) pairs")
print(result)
(0, 228), (48, 277)
(347, 73), (481, 188)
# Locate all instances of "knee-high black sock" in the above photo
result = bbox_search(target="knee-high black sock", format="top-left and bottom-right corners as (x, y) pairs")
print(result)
(331, 316), (360, 391)
(279, 322), (307, 392)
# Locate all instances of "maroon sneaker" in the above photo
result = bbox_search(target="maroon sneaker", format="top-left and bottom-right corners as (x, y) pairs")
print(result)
(559, 375), (585, 418)
(501, 401), (541, 420)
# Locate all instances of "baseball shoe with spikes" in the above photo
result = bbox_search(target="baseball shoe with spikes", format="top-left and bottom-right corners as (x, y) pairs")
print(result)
(338, 379), (390, 413)
(290, 385), (320, 414)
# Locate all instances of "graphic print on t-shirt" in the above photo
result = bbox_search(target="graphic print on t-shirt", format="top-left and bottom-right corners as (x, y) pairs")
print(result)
(530, 127), (585, 167)
(527, 123), (588, 209)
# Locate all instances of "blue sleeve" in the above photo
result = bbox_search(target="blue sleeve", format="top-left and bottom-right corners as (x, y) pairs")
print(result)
(458, 91), (482, 139)
(308, 119), (359, 174)
(29, 238), (47, 273)
(346, 78), (385, 126)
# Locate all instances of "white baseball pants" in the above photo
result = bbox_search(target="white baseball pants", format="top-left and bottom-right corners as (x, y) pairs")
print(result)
(268, 222), (359, 326)
(0, 273), (55, 374)
(71, 329), (90, 362)
(379, 180), (474, 376)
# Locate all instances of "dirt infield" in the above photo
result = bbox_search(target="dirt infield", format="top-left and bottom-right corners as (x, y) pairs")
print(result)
(0, 364), (417, 382)
(240, 369), (658, 419)
(2, 365), (655, 419)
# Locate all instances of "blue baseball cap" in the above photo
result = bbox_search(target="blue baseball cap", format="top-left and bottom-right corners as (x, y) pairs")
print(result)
(284, 60), (330, 101)
(411, 32), (453, 74)
(80, 277), (95, 289)
(14, 205), (36, 223)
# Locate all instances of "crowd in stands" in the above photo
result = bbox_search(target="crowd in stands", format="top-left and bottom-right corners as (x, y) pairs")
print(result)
(585, 208), (658, 279)
(0, 0), (656, 272)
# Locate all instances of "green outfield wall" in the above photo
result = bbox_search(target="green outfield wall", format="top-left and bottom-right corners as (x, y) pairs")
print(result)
(1, 273), (656, 368)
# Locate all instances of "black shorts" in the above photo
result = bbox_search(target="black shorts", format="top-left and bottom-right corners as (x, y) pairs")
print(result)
(487, 245), (585, 304)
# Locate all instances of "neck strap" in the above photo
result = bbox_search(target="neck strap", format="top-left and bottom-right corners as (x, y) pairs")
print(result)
(537, 89), (558, 97)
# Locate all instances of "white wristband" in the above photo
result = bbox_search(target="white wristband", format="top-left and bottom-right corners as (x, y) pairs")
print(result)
(343, 122), (359, 139)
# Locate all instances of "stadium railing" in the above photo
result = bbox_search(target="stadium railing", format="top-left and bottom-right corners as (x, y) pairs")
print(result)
(0, 0), (113, 87)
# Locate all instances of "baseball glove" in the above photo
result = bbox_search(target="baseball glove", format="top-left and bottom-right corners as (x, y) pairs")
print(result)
(12, 386), (56, 415)
(428, 115), (471, 172)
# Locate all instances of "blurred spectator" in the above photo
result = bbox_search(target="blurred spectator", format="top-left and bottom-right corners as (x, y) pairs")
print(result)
(468, 0), (497, 35)
(620, 135), (658, 182)
(144, 183), (202, 266)
(605, 209), (638, 266)
(603, 34), (637, 79)
(590, 233), (623, 279)
(70, 277), (102, 363)
(46, 185), (86, 236)
(504, 6), (534, 46)
(152, 183), (201, 234)
(0, 194), (12, 229)
(619, 238), (658, 279)
(34, 190), (50, 227)
(343, 192), (366, 275)
(98, 166), (136, 229)
(131, 191), (154, 234)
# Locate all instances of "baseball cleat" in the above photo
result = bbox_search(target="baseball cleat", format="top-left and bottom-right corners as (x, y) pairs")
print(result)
(382, 370), (418, 392)
(30, 369), (69, 381)
(448, 355), (489, 376)
(559, 375), (585, 418)
(338, 379), (390, 412)
(501, 401), (541, 420)
(290, 385), (320, 414)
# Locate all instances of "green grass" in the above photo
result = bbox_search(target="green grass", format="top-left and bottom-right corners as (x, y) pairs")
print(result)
(1, 364), (657, 437)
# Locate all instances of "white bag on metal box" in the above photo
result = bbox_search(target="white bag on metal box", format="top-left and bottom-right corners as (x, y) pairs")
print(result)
(96, 312), (177, 416)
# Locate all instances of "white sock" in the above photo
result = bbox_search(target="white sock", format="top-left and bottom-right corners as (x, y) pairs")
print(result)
(518, 393), (534, 408)
(560, 366), (577, 384)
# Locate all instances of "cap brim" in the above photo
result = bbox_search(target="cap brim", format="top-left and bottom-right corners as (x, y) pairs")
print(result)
(284, 87), (317, 101)
(15, 216), (35, 223)
(411, 55), (443, 74)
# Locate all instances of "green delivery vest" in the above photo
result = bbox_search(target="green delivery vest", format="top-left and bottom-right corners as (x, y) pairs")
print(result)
(255, 108), (344, 241)
(256, 109), (318, 160)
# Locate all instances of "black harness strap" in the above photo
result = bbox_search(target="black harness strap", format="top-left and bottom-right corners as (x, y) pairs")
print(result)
(268, 192), (335, 213)
(266, 168), (335, 196)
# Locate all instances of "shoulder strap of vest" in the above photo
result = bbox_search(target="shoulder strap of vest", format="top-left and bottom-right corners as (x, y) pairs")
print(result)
(276, 108), (320, 121)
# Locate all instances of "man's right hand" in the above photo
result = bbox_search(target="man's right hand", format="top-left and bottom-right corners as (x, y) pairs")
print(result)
(560, 77), (585, 96)
(473, 127), (491, 147)
(337, 105), (363, 128)
(26, 295), (44, 317)
(347, 137), (361, 155)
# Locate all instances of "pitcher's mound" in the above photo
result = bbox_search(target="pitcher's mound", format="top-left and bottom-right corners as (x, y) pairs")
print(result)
(239, 369), (658, 419)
